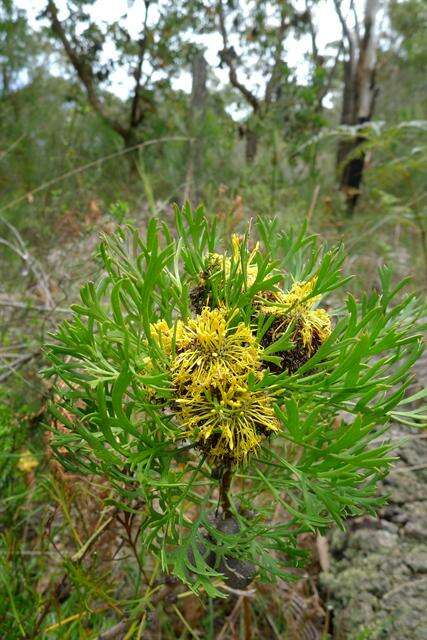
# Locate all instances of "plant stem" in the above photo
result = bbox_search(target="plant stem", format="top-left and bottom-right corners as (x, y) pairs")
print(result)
(219, 462), (233, 517)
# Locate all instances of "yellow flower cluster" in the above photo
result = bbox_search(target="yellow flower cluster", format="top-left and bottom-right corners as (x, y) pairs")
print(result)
(148, 275), (331, 464)
(207, 234), (259, 288)
(151, 307), (279, 464)
(176, 379), (279, 463)
(171, 308), (260, 390)
(150, 318), (185, 356)
(259, 278), (332, 354)
(17, 449), (39, 473)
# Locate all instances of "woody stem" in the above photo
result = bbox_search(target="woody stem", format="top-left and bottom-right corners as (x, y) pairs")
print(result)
(219, 462), (233, 516)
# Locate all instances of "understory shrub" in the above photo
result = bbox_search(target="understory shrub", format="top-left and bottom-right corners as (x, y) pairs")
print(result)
(45, 205), (424, 596)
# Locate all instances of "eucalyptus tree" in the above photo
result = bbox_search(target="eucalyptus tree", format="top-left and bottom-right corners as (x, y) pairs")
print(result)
(45, 0), (195, 150)
(206, 0), (317, 162)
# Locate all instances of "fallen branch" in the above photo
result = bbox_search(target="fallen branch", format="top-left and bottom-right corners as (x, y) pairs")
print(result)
(0, 299), (71, 314)
(0, 351), (40, 383)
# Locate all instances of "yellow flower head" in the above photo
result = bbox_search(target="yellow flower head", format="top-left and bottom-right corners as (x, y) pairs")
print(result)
(17, 450), (39, 473)
(171, 307), (260, 391)
(190, 236), (260, 312)
(207, 234), (259, 288)
(150, 319), (186, 356)
(259, 278), (331, 353)
(176, 379), (279, 463)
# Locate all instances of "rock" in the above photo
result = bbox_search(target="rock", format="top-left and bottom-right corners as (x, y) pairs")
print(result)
(329, 528), (348, 555)
(378, 518), (399, 534)
(382, 578), (427, 640)
(403, 502), (427, 540)
(406, 548), (427, 573)
(189, 512), (257, 591)
(384, 469), (425, 504)
(346, 529), (398, 554)
(218, 556), (257, 590)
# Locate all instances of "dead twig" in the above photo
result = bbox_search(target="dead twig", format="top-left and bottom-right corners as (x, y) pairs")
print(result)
(216, 595), (244, 640)
(97, 621), (130, 640)
(306, 185), (320, 225)
(221, 585), (256, 598)
(0, 217), (53, 307)
(0, 351), (40, 383)
(0, 299), (71, 314)
(316, 535), (330, 573)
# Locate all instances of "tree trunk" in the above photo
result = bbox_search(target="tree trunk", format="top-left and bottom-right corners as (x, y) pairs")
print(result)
(245, 128), (258, 164)
(121, 128), (143, 175)
(184, 52), (208, 204)
(337, 0), (379, 213)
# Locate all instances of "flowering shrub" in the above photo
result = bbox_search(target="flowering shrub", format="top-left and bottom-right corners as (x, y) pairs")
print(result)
(45, 205), (424, 596)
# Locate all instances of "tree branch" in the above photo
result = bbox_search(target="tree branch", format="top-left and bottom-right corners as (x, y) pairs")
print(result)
(46, 1), (129, 140)
(317, 42), (344, 109)
(333, 0), (356, 63)
(0, 351), (40, 383)
(305, 2), (319, 63)
(350, 0), (361, 45)
(217, 0), (259, 112)
(264, 7), (289, 105)
(357, 0), (379, 120)
(130, 1), (151, 129)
